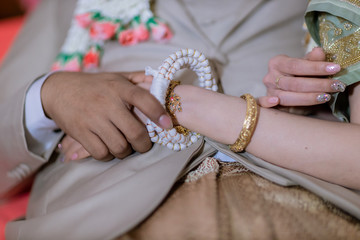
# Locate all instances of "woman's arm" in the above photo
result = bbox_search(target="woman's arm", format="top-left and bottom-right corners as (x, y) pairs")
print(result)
(60, 71), (360, 189)
(174, 85), (360, 190)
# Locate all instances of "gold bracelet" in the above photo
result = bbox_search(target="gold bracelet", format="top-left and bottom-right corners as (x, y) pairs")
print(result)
(165, 80), (191, 136)
(229, 94), (259, 152)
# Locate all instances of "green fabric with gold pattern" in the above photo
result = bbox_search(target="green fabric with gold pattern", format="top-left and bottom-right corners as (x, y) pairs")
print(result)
(305, 0), (360, 122)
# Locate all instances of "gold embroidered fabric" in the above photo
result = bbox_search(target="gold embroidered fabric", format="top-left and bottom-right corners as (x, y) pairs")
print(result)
(118, 161), (360, 240)
(341, 0), (360, 8)
(319, 13), (360, 68)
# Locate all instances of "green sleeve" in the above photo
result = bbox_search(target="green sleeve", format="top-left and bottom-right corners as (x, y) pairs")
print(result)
(305, 0), (360, 122)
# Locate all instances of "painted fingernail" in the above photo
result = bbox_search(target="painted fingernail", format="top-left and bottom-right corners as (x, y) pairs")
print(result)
(268, 97), (279, 104)
(326, 64), (341, 73)
(71, 153), (78, 161)
(58, 143), (62, 150)
(331, 81), (346, 92)
(316, 93), (331, 102)
(158, 114), (173, 129)
(59, 156), (65, 163)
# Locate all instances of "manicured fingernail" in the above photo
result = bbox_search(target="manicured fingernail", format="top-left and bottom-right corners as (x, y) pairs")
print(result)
(59, 156), (65, 163)
(71, 153), (78, 161)
(268, 97), (279, 104)
(331, 80), (346, 92)
(58, 143), (62, 150)
(158, 114), (173, 129)
(316, 93), (331, 102)
(326, 64), (341, 73)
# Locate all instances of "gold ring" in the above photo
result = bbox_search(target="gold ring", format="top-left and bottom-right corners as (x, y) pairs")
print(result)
(275, 75), (284, 89)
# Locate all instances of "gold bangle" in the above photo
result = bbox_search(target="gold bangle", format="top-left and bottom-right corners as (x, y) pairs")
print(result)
(229, 94), (259, 152)
(165, 81), (191, 136)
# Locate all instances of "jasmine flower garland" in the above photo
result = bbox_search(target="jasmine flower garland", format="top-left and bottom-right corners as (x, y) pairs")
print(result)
(52, 0), (173, 72)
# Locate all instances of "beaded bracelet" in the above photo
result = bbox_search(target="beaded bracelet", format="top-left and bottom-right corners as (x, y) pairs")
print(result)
(145, 49), (218, 151)
(229, 94), (259, 152)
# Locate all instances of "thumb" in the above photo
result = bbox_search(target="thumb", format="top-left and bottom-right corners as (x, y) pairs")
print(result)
(304, 47), (326, 61)
(257, 96), (279, 108)
(125, 85), (173, 129)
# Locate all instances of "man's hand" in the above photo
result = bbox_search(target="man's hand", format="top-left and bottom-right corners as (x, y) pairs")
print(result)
(258, 47), (345, 107)
(41, 71), (172, 161)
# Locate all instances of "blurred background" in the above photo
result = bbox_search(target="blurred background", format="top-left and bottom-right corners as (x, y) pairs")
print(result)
(0, 0), (40, 65)
(0, 1), (40, 239)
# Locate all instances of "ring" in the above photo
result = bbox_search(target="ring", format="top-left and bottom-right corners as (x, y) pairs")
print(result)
(275, 75), (284, 89)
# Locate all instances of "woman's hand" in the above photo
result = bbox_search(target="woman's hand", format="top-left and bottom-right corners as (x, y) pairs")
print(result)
(258, 47), (346, 108)
(59, 135), (90, 162)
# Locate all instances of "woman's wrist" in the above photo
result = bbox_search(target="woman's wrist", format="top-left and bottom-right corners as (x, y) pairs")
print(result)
(172, 85), (247, 145)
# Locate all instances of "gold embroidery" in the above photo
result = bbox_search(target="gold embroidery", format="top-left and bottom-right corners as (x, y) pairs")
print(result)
(340, 0), (360, 8)
(319, 15), (360, 68)
(344, 22), (353, 31)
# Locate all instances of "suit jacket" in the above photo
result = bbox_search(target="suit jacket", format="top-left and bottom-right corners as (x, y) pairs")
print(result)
(4, 0), (359, 239)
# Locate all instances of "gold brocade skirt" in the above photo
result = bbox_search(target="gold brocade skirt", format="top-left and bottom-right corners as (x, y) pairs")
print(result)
(119, 159), (360, 240)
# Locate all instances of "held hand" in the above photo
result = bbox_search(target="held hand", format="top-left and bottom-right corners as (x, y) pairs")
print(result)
(41, 71), (172, 161)
(59, 135), (90, 162)
(258, 47), (346, 108)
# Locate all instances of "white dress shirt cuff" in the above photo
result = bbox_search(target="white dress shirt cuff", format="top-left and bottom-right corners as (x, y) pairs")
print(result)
(25, 72), (59, 150)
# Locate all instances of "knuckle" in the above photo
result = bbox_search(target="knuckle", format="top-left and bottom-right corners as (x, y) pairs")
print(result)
(289, 78), (303, 92)
(92, 145), (110, 160)
(113, 146), (132, 159)
(111, 142), (129, 156)
(263, 74), (273, 86)
(287, 59), (300, 73)
(268, 55), (287, 70)
(127, 127), (147, 142)
(126, 85), (144, 102)
(311, 62), (323, 73)
(268, 57), (279, 70)
(137, 141), (152, 153)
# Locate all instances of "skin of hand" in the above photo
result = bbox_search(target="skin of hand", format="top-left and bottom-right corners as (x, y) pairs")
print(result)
(258, 47), (345, 107)
(173, 85), (360, 190)
(42, 71), (172, 161)
(60, 78), (360, 190)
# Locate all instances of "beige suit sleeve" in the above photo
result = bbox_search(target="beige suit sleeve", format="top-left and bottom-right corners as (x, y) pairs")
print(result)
(0, 0), (75, 197)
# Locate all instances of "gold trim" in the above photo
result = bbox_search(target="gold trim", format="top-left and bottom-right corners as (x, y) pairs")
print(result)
(340, 0), (360, 8)
(320, 15), (360, 68)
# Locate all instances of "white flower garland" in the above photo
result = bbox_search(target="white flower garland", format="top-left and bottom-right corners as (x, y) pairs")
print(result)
(145, 49), (218, 151)
(61, 0), (153, 54)
(53, 0), (172, 72)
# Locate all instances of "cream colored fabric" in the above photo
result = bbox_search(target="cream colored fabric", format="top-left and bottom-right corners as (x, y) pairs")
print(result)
(1, 0), (310, 239)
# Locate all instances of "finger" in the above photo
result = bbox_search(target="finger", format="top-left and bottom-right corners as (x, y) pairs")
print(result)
(137, 82), (152, 91)
(66, 145), (90, 162)
(75, 130), (114, 161)
(304, 47), (326, 61)
(270, 55), (341, 76)
(110, 107), (152, 153)
(122, 71), (153, 84)
(60, 135), (77, 153)
(122, 83), (173, 129)
(91, 117), (133, 159)
(272, 75), (346, 93)
(272, 89), (332, 106)
(63, 140), (86, 162)
(257, 96), (279, 108)
(133, 107), (148, 124)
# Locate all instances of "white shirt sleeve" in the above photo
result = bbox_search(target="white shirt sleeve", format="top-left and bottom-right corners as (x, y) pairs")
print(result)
(24, 72), (62, 156)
